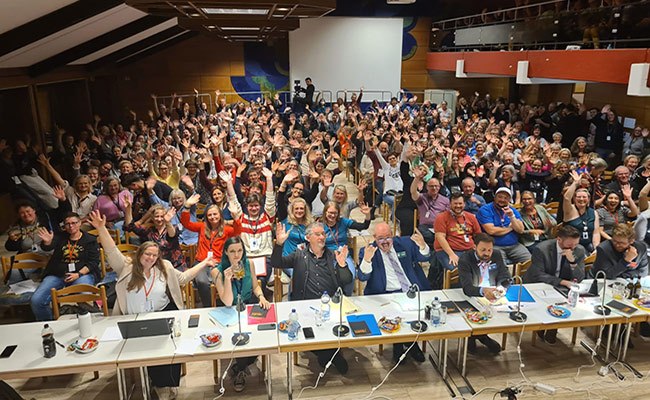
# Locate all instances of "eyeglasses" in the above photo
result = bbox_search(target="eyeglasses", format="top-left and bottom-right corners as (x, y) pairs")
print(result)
(376, 237), (393, 244)
(64, 221), (80, 227)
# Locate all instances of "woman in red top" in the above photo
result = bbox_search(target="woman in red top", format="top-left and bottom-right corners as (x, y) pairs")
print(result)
(180, 193), (241, 307)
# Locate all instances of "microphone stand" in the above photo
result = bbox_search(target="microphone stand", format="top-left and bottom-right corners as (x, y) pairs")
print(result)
(407, 284), (427, 332)
(231, 293), (250, 346)
(509, 275), (527, 323)
(331, 287), (350, 337)
(593, 270), (611, 316)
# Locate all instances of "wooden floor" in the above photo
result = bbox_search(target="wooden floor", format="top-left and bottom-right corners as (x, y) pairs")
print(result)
(6, 329), (650, 399)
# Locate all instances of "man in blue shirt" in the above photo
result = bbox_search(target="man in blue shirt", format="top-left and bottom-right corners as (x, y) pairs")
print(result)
(476, 187), (530, 264)
(461, 178), (486, 214)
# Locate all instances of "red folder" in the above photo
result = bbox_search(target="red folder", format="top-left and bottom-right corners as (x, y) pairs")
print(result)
(247, 304), (277, 325)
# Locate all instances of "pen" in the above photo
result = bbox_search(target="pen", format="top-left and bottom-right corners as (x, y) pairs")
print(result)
(209, 317), (217, 326)
(380, 302), (390, 307)
(310, 306), (319, 312)
(55, 340), (65, 348)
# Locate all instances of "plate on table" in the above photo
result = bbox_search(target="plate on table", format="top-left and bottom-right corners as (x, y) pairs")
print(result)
(71, 337), (99, 354)
(547, 305), (571, 319)
(199, 332), (222, 348)
(278, 320), (291, 333)
(377, 317), (401, 333)
(465, 311), (488, 324)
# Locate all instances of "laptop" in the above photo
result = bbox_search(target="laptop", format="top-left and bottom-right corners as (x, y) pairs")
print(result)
(118, 317), (174, 339)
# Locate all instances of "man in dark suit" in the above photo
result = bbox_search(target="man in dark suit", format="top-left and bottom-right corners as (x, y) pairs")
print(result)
(458, 233), (511, 354)
(358, 222), (430, 364)
(523, 225), (586, 344)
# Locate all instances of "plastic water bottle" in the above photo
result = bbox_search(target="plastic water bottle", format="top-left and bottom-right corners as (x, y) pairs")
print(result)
(42, 324), (56, 358)
(567, 279), (580, 309)
(320, 291), (331, 322)
(431, 297), (442, 327)
(288, 309), (300, 341)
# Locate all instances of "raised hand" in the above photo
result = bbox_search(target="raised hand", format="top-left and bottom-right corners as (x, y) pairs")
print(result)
(164, 207), (175, 223)
(363, 244), (377, 262)
(218, 170), (232, 184)
(185, 193), (201, 208)
(357, 177), (368, 192)
(621, 184), (633, 199)
(180, 175), (195, 191)
(359, 202), (372, 218)
(37, 227), (54, 245)
(410, 228), (426, 249)
(261, 167), (273, 180)
(322, 174), (333, 188)
(52, 185), (66, 202)
(87, 210), (106, 229)
(334, 245), (349, 267)
(37, 154), (51, 167)
(145, 177), (157, 192)
(275, 222), (290, 245)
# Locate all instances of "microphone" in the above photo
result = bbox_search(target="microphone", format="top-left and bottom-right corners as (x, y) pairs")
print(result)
(592, 270), (611, 316)
(407, 284), (427, 332)
(331, 287), (350, 337)
(231, 293), (250, 346)
(509, 275), (527, 323)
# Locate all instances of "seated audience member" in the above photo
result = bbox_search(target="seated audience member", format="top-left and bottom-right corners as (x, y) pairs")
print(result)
(434, 193), (482, 270)
(597, 190), (638, 241)
(458, 233), (511, 355)
(477, 187), (531, 264)
(92, 176), (132, 231)
(271, 222), (352, 374)
(30, 212), (100, 321)
(461, 177), (486, 214)
(592, 223), (648, 280)
(523, 225), (586, 344)
(180, 194), (241, 307)
(489, 164), (521, 205)
(519, 191), (557, 250)
(88, 210), (216, 399)
(121, 173), (172, 221)
(211, 237), (270, 391)
(606, 165), (639, 200)
(564, 171), (601, 252)
(411, 166), (450, 245)
(150, 189), (199, 246)
(357, 222), (429, 363)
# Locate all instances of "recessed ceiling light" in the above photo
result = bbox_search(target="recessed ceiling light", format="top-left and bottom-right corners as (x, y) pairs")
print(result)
(277, 7), (290, 11)
(220, 27), (260, 31)
(201, 8), (268, 15)
(229, 35), (259, 38)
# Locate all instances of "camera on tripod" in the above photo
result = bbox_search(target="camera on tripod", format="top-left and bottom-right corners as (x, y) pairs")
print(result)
(294, 80), (303, 93)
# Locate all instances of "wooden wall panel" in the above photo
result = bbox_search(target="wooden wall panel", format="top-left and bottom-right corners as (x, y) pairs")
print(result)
(427, 70), (510, 100)
(401, 17), (433, 93)
(584, 83), (650, 129)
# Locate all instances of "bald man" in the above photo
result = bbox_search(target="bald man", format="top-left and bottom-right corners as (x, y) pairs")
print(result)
(358, 222), (431, 363)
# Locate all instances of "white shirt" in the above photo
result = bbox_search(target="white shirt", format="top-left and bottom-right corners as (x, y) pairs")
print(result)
(360, 243), (430, 292)
(125, 268), (170, 314)
(555, 241), (563, 278)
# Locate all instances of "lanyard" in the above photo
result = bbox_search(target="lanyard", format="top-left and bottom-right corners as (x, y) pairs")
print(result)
(249, 213), (261, 235)
(326, 223), (340, 248)
(493, 204), (508, 226)
(608, 209), (619, 225)
(452, 212), (469, 233)
(529, 211), (542, 229)
(144, 269), (156, 299)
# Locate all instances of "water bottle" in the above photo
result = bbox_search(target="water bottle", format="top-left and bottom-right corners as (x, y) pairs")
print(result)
(634, 278), (641, 299)
(320, 291), (331, 322)
(288, 309), (300, 341)
(42, 324), (56, 358)
(567, 279), (580, 309)
(78, 309), (92, 338)
(431, 297), (442, 327)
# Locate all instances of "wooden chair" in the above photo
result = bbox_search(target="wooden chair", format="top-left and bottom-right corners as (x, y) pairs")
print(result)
(584, 253), (596, 275)
(124, 232), (139, 245)
(100, 244), (138, 278)
(1, 253), (50, 281)
(180, 243), (197, 268)
(88, 228), (121, 245)
(195, 203), (207, 218)
(602, 170), (614, 183)
(544, 202), (560, 218)
(514, 260), (532, 277)
(50, 284), (109, 320)
(443, 268), (459, 289)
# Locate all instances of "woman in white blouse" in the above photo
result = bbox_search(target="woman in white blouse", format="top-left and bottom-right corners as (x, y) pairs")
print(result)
(87, 210), (215, 399)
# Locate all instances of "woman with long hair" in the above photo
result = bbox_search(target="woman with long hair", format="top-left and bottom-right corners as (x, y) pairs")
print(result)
(210, 237), (270, 392)
(88, 210), (216, 399)
(519, 191), (557, 250)
(181, 194), (241, 307)
(563, 171), (601, 252)
(597, 189), (638, 240)
(92, 176), (132, 231)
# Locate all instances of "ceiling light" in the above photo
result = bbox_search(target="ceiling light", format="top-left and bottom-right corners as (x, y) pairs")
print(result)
(229, 35), (259, 38)
(220, 27), (260, 31)
(277, 7), (290, 11)
(202, 8), (268, 15)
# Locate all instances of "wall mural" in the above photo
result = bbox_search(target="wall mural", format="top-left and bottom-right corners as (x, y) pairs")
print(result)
(402, 16), (419, 61)
(230, 42), (290, 101)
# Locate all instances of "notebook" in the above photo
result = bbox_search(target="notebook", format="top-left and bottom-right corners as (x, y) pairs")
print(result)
(606, 300), (638, 315)
(117, 318), (173, 339)
(346, 314), (381, 337)
(247, 304), (277, 325)
(208, 307), (239, 327)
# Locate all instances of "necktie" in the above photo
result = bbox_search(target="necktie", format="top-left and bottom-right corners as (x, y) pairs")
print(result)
(386, 252), (411, 292)
(558, 255), (572, 280)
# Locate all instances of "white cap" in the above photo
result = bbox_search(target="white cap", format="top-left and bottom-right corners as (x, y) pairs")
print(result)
(495, 187), (512, 197)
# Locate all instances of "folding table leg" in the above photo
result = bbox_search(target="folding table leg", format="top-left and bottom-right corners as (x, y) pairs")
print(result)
(265, 353), (273, 400)
(287, 353), (293, 400)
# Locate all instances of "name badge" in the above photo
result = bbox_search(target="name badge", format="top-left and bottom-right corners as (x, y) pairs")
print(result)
(606, 136), (611, 141)
(489, 263), (497, 271)
(31, 244), (39, 252)
(206, 251), (214, 260)
(145, 299), (154, 313)
(397, 251), (406, 258)
(250, 238), (261, 252)
(177, 224), (183, 233)
(425, 211), (430, 219)
(68, 263), (76, 272)
(582, 231), (589, 240)
(464, 235), (470, 243)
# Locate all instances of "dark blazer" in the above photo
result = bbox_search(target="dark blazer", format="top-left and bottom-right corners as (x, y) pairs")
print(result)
(592, 240), (649, 280)
(357, 237), (431, 295)
(523, 239), (586, 286)
(458, 250), (511, 297)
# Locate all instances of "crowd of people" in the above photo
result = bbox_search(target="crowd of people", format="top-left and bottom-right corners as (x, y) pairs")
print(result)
(2, 82), (650, 398)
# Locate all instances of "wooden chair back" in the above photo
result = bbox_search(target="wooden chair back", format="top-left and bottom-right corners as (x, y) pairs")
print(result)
(2, 253), (50, 280)
(544, 201), (560, 218)
(196, 203), (207, 217)
(50, 284), (108, 320)
(584, 253), (596, 275)
(514, 260), (532, 277)
(180, 243), (197, 267)
(443, 268), (459, 290)
(88, 229), (121, 245)
(100, 244), (138, 278)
